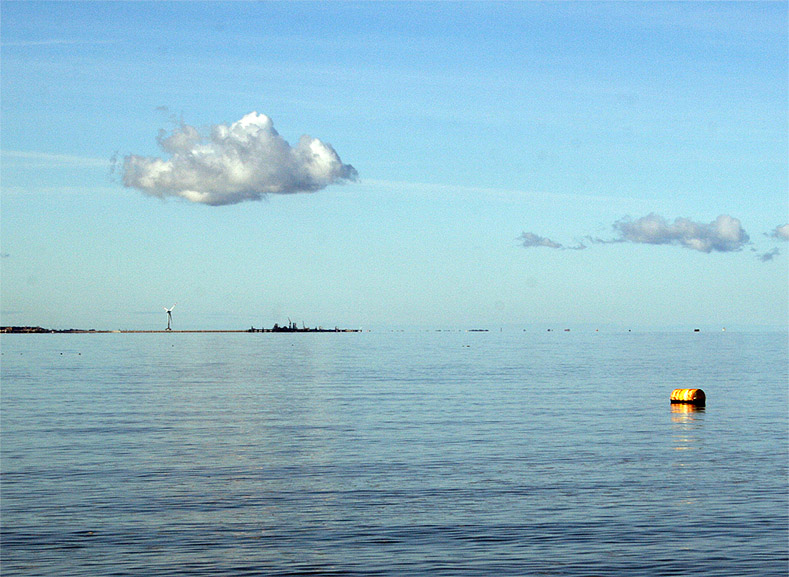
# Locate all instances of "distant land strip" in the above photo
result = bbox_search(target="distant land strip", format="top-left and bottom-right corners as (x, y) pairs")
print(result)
(1, 326), (361, 334)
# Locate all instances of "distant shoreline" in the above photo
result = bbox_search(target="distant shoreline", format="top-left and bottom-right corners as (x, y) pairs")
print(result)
(0, 326), (361, 334)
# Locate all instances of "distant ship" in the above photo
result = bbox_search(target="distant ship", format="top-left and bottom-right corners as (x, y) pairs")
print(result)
(247, 320), (360, 333)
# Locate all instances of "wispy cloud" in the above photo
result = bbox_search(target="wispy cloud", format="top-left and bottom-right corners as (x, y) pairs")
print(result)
(1, 39), (116, 47)
(751, 224), (789, 262)
(122, 112), (357, 206)
(518, 232), (585, 251)
(1, 150), (109, 168)
(756, 247), (780, 262)
(2, 185), (121, 197)
(364, 178), (644, 206)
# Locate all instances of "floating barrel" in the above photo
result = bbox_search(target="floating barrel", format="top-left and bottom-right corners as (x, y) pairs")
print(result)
(670, 388), (706, 406)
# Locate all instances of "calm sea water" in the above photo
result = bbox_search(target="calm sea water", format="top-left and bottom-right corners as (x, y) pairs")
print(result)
(1, 330), (787, 576)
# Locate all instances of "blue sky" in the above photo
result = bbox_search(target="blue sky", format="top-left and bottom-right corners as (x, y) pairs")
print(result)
(2, 1), (787, 330)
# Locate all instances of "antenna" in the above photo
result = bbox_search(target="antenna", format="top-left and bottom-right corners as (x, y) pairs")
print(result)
(164, 303), (176, 330)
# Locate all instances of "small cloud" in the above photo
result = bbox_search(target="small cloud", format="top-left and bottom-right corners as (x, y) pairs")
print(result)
(519, 232), (563, 249)
(523, 212), (755, 257)
(613, 213), (749, 253)
(769, 224), (789, 241)
(518, 232), (585, 250)
(757, 247), (780, 262)
(122, 112), (357, 206)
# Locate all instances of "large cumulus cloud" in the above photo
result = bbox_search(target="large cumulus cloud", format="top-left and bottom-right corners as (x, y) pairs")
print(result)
(122, 112), (357, 205)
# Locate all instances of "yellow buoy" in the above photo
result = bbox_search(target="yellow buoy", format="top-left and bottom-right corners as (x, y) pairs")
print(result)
(670, 388), (706, 406)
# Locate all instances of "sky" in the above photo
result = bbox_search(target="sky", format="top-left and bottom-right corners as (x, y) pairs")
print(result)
(1, 1), (787, 331)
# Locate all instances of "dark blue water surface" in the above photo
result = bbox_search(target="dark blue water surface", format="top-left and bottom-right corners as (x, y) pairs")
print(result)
(2, 330), (787, 576)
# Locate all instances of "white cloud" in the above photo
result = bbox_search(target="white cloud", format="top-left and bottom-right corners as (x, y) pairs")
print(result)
(522, 213), (753, 256)
(770, 224), (789, 241)
(613, 213), (749, 253)
(122, 112), (357, 206)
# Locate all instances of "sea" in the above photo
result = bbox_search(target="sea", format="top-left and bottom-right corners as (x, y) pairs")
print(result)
(1, 329), (787, 576)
